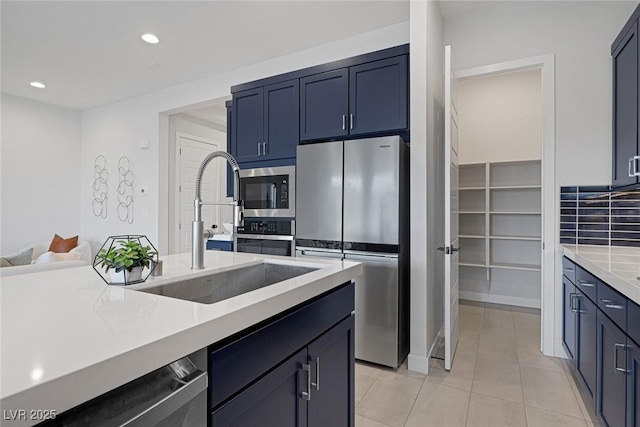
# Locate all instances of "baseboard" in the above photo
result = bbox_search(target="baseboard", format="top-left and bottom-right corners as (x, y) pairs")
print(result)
(553, 340), (570, 359)
(459, 291), (541, 309)
(408, 354), (429, 374)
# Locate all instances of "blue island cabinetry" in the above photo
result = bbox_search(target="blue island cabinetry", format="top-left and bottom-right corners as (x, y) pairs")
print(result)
(563, 256), (640, 427)
(209, 282), (355, 427)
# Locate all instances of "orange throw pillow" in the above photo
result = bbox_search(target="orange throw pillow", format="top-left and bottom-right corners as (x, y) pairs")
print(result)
(48, 234), (78, 253)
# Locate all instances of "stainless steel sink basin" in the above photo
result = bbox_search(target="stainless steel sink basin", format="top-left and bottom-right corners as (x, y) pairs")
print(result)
(136, 263), (318, 304)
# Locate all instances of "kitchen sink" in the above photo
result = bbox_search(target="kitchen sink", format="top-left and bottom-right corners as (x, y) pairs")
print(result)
(135, 263), (318, 304)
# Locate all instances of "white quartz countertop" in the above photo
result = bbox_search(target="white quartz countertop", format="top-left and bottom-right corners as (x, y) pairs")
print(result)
(561, 244), (640, 305)
(0, 250), (362, 426)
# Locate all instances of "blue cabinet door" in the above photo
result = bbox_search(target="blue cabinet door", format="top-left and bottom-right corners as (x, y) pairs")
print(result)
(300, 69), (349, 141)
(349, 55), (408, 136)
(598, 310), (627, 427)
(211, 348), (308, 427)
(308, 315), (355, 427)
(264, 79), (299, 161)
(576, 292), (597, 405)
(233, 88), (264, 163)
(612, 20), (639, 188)
(226, 104), (234, 198)
(563, 277), (577, 360)
(628, 340), (640, 427)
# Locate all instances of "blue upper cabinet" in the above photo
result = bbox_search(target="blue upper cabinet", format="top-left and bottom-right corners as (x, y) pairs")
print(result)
(264, 80), (299, 160)
(349, 56), (408, 136)
(232, 79), (299, 164)
(612, 11), (640, 188)
(300, 56), (408, 142)
(227, 103), (234, 198)
(231, 45), (409, 146)
(300, 69), (349, 141)
(233, 87), (264, 163)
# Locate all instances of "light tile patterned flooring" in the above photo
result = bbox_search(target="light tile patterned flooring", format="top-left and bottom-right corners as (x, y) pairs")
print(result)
(355, 300), (602, 427)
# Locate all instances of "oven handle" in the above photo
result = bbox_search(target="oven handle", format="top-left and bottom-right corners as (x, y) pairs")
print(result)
(235, 234), (295, 241)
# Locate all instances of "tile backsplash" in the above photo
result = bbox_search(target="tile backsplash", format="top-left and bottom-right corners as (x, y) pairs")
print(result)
(560, 186), (640, 247)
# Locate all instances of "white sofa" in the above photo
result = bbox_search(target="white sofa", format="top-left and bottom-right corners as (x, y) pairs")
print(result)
(0, 241), (92, 278)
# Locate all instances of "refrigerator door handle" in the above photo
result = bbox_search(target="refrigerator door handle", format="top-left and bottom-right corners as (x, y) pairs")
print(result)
(344, 252), (399, 262)
(296, 249), (344, 259)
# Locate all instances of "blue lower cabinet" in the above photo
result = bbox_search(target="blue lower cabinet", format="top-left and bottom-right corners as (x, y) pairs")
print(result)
(576, 292), (597, 405)
(563, 276), (577, 360)
(211, 348), (308, 427)
(598, 310), (627, 427)
(206, 240), (234, 252)
(628, 341), (640, 427)
(308, 315), (355, 427)
(209, 282), (355, 427)
(211, 315), (355, 427)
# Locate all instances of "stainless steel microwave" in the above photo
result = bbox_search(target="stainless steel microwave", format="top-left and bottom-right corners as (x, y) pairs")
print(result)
(239, 166), (295, 218)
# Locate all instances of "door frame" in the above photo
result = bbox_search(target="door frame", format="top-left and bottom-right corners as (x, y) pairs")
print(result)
(456, 54), (557, 357)
(172, 131), (220, 254)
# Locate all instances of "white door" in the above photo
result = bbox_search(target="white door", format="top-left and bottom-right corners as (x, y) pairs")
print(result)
(178, 135), (219, 254)
(444, 45), (460, 371)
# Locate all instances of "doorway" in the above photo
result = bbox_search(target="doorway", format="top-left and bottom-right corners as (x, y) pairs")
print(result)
(167, 97), (231, 254)
(455, 55), (556, 357)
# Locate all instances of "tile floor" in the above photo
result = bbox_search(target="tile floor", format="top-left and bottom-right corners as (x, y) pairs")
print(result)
(355, 300), (602, 427)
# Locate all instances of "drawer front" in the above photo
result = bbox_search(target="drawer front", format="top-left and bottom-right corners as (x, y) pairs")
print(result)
(597, 280), (627, 331)
(628, 299), (640, 345)
(575, 266), (598, 303)
(562, 257), (576, 284)
(209, 281), (355, 409)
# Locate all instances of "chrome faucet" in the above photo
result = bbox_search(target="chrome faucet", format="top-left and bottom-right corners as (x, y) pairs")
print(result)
(192, 151), (243, 269)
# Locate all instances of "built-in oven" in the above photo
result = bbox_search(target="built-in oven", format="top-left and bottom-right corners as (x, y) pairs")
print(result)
(235, 219), (295, 257)
(239, 166), (295, 218)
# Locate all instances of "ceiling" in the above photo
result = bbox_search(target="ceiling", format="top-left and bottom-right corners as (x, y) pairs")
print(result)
(1, 1), (409, 111)
(438, 0), (510, 19)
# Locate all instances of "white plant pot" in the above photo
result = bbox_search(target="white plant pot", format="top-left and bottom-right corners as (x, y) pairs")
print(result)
(110, 266), (143, 284)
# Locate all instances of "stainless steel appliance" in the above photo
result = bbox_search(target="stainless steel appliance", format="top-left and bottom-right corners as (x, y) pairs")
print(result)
(238, 166), (295, 218)
(296, 136), (410, 368)
(48, 350), (208, 426)
(235, 219), (295, 257)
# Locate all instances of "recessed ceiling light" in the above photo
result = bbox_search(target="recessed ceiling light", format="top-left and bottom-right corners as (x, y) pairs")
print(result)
(30, 81), (46, 89)
(141, 33), (159, 44)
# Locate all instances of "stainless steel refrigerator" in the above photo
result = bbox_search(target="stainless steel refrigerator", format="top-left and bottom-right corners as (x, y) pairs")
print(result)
(295, 136), (410, 369)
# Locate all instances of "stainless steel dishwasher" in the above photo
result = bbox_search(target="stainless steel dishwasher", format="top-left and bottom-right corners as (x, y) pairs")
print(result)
(44, 350), (207, 427)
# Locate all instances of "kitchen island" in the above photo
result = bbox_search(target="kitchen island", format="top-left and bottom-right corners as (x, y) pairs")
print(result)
(0, 250), (362, 426)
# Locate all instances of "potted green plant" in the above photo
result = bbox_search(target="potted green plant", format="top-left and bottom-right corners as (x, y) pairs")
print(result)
(97, 238), (157, 284)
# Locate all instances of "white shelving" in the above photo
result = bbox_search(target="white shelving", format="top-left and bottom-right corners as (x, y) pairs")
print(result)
(458, 160), (542, 308)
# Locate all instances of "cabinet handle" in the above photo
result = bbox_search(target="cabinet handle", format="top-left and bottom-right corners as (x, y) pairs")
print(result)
(570, 293), (578, 313)
(614, 343), (629, 374)
(342, 115), (346, 130)
(629, 157), (633, 177)
(263, 142), (267, 156)
(578, 280), (595, 287)
(301, 363), (311, 400)
(600, 298), (624, 309)
(562, 267), (574, 273)
(350, 114), (354, 130)
(257, 143), (261, 156)
(633, 155), (640, 176)
(310, 356), (320, 391)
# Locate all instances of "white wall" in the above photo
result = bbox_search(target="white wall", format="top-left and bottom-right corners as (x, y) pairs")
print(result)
(445, 0), (636, 185)
(409, 0), (444, 374)
(458, 69), (542, 164)
(80, 22), (409, 255)
(1, 94), (81, 253)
